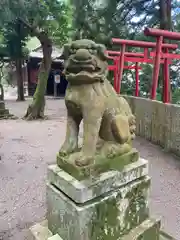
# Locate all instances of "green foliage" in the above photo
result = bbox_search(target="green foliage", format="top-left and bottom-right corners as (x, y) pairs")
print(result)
(2, 22), (29, 60)
(70, 0), (180, 102)
(70, 0), (132, 45)
(0, 0), (72, 56)
(121, 73), (135, 96)
(139, 64), (153, 97)
(172, 88), (180, 104)
(20, 0), (72, 45)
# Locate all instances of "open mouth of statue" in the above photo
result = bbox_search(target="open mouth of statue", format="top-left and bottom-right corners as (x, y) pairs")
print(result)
(66, 64), (96, 74)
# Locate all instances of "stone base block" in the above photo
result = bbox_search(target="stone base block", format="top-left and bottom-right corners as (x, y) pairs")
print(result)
(30, 220), (174, 240)
(159, 231), (177, 240)
(0, 108), (9, 114)
(47, 176), (150, 240)
(48, 158), (148, 203)
(122, 218), (160, 240)
(30, 220), (53, 240)
(0, 113), (17, 119)
(0, 101), (5, 109)
(57, 148), (139, 180)
(48, 234), (63, 240)
(0, 109), (16, 119)
(0, 101), (17, 119)
(47, 159), (154, 240)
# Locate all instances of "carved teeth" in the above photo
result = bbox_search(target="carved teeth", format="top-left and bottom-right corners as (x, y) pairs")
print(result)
(66, 64), (95, 73)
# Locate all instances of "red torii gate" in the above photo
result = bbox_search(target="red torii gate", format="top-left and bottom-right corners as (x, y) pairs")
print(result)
(107, 51), (143, 96)
(107, 49), (173, 97)
(110, 38), (178, 101)
(144, 28), (180, 103)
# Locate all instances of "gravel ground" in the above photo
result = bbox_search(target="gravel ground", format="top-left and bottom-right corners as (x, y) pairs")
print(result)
(0, 98), (180, 240)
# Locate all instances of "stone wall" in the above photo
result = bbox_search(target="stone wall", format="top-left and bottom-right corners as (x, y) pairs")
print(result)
(124, 96), (180, 156)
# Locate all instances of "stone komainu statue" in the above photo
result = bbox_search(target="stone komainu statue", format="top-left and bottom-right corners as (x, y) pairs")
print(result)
(58, 39), (136, 170)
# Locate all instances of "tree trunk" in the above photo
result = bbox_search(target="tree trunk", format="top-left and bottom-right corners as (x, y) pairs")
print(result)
(16, 21), (25, 101)
(0, 62), (4, 101)
(166, 0), (172, 30)
(16, 58), (25, 101)
(24, 37), (52, 120)
(159, 0), (172, 102)
(0, 84), (4, 101)
(160, 0), (168, 29)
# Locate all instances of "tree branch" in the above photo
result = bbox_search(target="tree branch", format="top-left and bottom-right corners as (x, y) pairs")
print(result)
(18, 17), (51, 44)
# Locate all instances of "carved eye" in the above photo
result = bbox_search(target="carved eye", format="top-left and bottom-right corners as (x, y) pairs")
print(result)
(89, 49), (97, 55)
(70, 48), (76, 54)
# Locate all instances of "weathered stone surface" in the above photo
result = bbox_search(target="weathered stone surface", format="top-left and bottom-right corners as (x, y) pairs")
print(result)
(48, 234), (63, 240)
(0, 101), (17, 119)
(58, 39), (136, 169)
(31, 219), (176, 240)
(30, 220), (53, 240)
(48, 158), (148, 203)
(0, 109), (9, 115)
(0, 101), (5, 109)
(143, 99), (153, 141)
(124, 96), (180, 157)
(30, 220), (175, 240)
(47, 176), (150, 240)
(0, 101), (9, 119)
(164, 103), (172, 151)
(122, 218), (160, 240)
(160, 231), (177, 240)
(30, 221), (63, 240)
(169, 104), (180, 155)
(151, 101), (165, 146)
(0, 108), (9, 114)
(57, 148), (139, 180)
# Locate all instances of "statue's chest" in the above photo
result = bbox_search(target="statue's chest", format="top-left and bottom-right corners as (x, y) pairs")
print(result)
(65, 85), (97, 106)
(65, 100), (82, 116)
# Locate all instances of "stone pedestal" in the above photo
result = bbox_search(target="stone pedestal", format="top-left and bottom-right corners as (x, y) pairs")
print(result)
(45, 158), (160, 240)
(0, 101), (16, 119)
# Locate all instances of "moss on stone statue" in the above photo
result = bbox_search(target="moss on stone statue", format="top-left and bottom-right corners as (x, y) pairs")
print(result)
(90, 198), (119, 240)
(89, 177), (150, 239)
(57, 148), (139, 180)
(122, 218), (161, 240)
(0, 101), (17, 120)
(58, 39), (137, 168)
(47, 168), (153, 240)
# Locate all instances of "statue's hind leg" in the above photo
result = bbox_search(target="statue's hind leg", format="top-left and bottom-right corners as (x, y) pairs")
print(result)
(111, 115), (131, 144)
(100, 141), (132, 158)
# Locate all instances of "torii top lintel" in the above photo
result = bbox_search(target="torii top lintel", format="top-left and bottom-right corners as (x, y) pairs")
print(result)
(112, 38), (178, 49)
(144, 27), (180, 41)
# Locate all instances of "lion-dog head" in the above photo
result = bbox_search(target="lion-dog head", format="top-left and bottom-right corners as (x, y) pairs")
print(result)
(61, 39), (109, 85)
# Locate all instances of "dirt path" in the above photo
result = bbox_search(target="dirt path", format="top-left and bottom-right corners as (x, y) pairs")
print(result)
(0, 98), (180, 239)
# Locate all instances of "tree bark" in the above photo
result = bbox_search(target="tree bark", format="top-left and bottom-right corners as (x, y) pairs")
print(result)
(16, 58), (25, 101)
(18, 18), (53, 120)
(16, 21), (25, 101)
(0, 62), (4, 101)
(24, 37), (52, 120)
(166, 0), (172, 30)
(0, 84), (4, 101)
(160, 0), (168, 29)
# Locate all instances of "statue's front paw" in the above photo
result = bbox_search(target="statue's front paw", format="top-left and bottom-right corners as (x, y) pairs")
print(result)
(68, 152), (93, 167)
(59, 142), (78, 157)
(59, 145), (71, 157)
(75, 155), (93, 167)
(58, 150), (68, 157)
